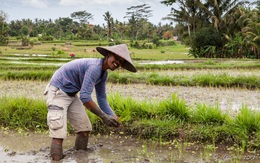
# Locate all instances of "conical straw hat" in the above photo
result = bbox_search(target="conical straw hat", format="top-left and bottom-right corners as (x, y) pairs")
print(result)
(96, 44), (137, 72)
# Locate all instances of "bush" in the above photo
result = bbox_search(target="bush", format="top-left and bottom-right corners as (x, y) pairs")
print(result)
(38, 35), (54, 41)
(160, 40), (176, 46)
(0, 35), (9, 46)
(57, 50), (65, 54)
(190, 27), (223, 58)
(152, 35), (161, 46)
(130, 41), (155, 49)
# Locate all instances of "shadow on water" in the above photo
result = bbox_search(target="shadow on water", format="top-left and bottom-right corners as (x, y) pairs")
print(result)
(1, 130), (260, 163)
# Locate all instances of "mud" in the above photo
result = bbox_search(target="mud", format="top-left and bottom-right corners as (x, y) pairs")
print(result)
(0, 80), (260, 162)
(1, 130), (260, 163)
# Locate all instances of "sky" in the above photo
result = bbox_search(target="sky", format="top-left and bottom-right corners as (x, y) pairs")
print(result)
(0, 0), (174, 25)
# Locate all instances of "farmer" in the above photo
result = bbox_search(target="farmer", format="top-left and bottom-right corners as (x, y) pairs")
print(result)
(43, 44), (137, 161)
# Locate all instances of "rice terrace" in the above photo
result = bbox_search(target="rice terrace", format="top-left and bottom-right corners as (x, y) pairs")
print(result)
(1, 1), (260, 162)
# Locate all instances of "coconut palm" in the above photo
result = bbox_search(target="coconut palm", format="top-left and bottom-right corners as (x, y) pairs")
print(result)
(196, 0), (250, 32)
(103, 11), (114, 40)
(241, 6), (260, 59)
(222, 7), (250, 38)
(113, 20), (127, 41)
(162, 0), (202, 37)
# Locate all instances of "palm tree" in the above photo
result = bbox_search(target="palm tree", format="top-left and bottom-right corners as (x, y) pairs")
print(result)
(124, 4), (153, 40)
(103, 11), (114, 40)
(241, 5), (260, 59)
(196, 0), (249, 32)
(222, 7), (250, 38)
(162, 0), (200, 37)
(114, 20), (127, 41)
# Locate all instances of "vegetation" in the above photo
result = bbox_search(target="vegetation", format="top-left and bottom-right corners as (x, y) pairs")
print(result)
(0, 0), (260, 158)
(0, 44), (259, 89)
(0, 41), (259, 153)
(1, 93), (260, 152)
(1, 1), (260, 58)
(162, 0), (259, 58)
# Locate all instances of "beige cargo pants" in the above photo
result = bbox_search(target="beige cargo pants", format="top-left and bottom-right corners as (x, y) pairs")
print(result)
(44, 84), (92, 139)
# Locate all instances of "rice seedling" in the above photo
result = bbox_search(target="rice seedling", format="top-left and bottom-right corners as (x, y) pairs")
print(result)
(1, 54), (259, 90)
(108, 93), (137, 123)
(0, 70), (53, 81)
(233, 106), (260, 134)
(0, 41), (259, 161)
(170, 139), (189, 159)
(139, 142), (155, 158)
(203, 144), (217, 162)
(0, 91), (260, 155)
(191, 104), (227, 124)
(0, 96), (47, 130)
(130, 118), (180, 140)
(226, 105), (260, 152)
(157, 94), (190, 121)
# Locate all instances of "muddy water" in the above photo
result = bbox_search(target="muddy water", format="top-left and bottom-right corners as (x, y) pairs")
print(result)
(1, 130), (260, 163)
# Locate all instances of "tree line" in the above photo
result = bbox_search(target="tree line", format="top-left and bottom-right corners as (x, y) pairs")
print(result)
(1, 1), (260, 59)
(162, 0), (260, 59)
(0, 4), (174, 47)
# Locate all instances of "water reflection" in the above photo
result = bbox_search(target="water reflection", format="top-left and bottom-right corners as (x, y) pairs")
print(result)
(14, 54), (49, 57)
(139, 60), (184, 65)
(1, 130), (260, 163)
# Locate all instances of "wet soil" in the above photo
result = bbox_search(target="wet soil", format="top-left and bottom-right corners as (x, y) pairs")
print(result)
(1, 80), (259, 112)
(0, 80), (260, 162)
(1, 130), (260, 163)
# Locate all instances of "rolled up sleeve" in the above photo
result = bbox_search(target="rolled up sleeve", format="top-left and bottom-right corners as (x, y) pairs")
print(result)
(95, 73), (115, 116)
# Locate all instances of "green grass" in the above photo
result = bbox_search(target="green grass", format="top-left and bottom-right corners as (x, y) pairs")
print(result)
(0, 68), (259, 89)
(107, 71), (260, 89)
(0, 96), (47, 130)
(129, 44), (190, 60)
(1, 94), (260, 152)
(0, 41), (189, 60)
(191, 104), (227, 124)
(1, 39), (260, 159)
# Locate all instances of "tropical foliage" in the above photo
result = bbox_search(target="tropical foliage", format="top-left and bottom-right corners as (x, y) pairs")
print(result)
(162, 0), (260, 58)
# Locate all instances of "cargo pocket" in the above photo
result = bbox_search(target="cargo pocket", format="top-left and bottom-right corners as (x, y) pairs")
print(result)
(43, 83), (50, 95)
(47, 105), (64, 130)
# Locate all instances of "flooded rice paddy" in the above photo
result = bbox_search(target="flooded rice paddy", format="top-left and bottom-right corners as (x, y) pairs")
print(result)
(149, 69), (260, 77)
(0, 80), (259, 162)
(139, 60), (185, 65)
(1, 130), (260, 162)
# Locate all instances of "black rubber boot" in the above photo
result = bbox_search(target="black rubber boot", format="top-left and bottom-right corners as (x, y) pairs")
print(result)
(50, 138), (63, 161)
(75, 131), (89, 150)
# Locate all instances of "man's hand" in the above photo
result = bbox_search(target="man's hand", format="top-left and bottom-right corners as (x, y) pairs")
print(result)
(101, 114), (120, 127)
(83, 100), (120, 127)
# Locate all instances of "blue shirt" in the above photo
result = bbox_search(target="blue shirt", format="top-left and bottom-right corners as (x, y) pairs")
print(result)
(50, 58), (115, 116)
